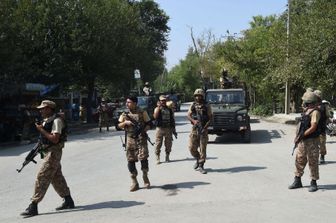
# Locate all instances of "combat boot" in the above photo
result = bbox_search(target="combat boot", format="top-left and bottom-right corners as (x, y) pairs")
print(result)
(20, 202), (38, 217)
(288, 176), (303, 189)
(165, 153), (170, 162)
(308, 180), (318, 192)
(99, 127), (102, 133)
(56, 195), (75, 210)
(193, 159), (199, 170)
(156, 154), (160, 165)
(142, 170), (150, 189)
(107, 126), (109, 131)
(198, 163), (207, 174)
(130, 173), (139, 192)
(320, 155), (325, 164)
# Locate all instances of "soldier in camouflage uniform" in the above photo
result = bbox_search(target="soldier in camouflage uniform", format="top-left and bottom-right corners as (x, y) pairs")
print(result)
(118, 96), (152, 192)
(153, 95), (176, 164)
(97, 98), (110, 132)
(314, 90), (332, 164)
(289, 91), (321, 192)
(21, 100), (74, 217)
(187, 89), (213, 174)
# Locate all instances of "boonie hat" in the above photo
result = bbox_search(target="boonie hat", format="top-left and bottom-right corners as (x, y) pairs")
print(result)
(37, 100), (56, 109)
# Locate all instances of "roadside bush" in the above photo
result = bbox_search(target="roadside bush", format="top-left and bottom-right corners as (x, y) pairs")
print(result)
(250, 104), (273, 116)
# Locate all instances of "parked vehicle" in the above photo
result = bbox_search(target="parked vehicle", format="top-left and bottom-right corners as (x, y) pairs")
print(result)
(206, 88), (251, 143)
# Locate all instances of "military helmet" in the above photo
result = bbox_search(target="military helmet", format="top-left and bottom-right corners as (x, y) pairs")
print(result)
(159, 95), (167, 101)
(194, 88), (205, 97)
(314, 90), (322, 98)
(302, 91), (317, 104)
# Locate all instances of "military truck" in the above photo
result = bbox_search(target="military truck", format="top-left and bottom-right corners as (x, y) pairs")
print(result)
(205, 88), (251, 143)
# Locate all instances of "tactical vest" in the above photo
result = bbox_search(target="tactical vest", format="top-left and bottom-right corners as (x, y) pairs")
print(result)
(40, 114), (67, 145)
(191, 102), (209, 127)
(300, 108), (321, 139)
(125, 107), (145, 137)
(156, 106), (174, 128)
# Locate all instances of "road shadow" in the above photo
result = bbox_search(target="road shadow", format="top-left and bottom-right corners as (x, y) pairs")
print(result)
(207, 165), (267, 173)
(209, 129), (281, 144)
(39, 200), (145, 216)
(152, 181), (210, 196)
(168, 156), (217, 163)
(320, 160), (336, 165)
(319, 184), (336, 191)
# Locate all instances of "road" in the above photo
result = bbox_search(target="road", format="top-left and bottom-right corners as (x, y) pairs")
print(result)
(1, 103), (336, 223)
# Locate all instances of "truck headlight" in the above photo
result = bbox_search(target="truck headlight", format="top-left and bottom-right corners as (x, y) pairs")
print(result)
(237, 115), (243, 121)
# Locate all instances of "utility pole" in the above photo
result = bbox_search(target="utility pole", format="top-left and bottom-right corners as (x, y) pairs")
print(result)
(285, 0), (291, 114)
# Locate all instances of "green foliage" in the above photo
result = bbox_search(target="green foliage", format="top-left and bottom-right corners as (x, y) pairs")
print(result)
(250, 104), (273, 116)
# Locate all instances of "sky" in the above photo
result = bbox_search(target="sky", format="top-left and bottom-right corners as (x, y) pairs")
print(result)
(154, 0), (288, 70)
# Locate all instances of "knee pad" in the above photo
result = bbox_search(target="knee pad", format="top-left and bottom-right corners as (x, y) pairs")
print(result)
(140, 160), (149, 170)
(127, 161), (137, 173)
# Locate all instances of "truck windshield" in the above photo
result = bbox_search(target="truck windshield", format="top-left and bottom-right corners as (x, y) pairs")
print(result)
(206, 91), (245, 104)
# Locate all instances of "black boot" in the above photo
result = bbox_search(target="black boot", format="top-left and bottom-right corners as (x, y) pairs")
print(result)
(308, 180), (318, 192)
(193, 159), (199, 170)
(99, 127), (102, 133)
(288, 176), (303, 189)
(198, 163), (207, 174)
(56, 195), (75, 210)
(20, 202), (38, 217)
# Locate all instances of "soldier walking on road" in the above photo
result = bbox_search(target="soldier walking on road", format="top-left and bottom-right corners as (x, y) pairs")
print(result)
(289, 91), (321, 192)
(187, 89), (212, 174)
(118, 96), (152, 191)
(153, 95), (176, 164)
(97, 98), (110, 132)
(21, 100), (74, 217)
(314, 90), (332, 164)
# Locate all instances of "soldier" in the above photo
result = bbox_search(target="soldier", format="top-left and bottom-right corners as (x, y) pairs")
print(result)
(21, 100), (74, 217)
(314, 90), (332, 164)
(118, 96), (152, 191)
(97, 98), (109, 132)
(289, 91), (321, 192)
(153, 95), (176, 164)
(187, 89), (213, 174)
(143, 82), (152, 96)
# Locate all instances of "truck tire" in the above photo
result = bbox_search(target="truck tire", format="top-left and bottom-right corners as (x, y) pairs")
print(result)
(242, 128), (251, 143)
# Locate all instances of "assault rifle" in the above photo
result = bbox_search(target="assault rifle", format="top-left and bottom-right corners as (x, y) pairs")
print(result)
(16, 140), (43, 173)
(291, 116), (306, 156)
(172, 128), (178, 139)
(125, 114), (155, 146)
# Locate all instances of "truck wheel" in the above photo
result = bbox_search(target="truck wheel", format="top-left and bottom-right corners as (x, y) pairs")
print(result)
(242, 129), (251, 143)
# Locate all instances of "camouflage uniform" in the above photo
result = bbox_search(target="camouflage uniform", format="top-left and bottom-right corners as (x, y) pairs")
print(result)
(154, 105), (175, 163)
(289, 98), (321, 192)
(118, 107), (151, 191)
(97, 101), (109, 132)
(32, 115), (71, 203)
(188, 101), (212, 170)
(21, 100), (74, 217)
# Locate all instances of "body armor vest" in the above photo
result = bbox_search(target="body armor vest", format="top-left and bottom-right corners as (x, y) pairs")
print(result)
(125, 107), (144, 137)
(300, 108), (321, 139)
(156, 107), (173, 128)
(191, 102), (209, 127)
(40, 114), (67, 145)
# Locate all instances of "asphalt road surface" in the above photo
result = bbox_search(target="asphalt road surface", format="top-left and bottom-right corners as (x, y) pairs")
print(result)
(1, 103), (336, 223)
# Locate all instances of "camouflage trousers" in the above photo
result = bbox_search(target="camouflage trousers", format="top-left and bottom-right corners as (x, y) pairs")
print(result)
(188, 127), (208, 164)
(318, 134), (327, 155)
(31, 144), (70, 203)
(126, 136), (149, 162)
(155, 127), (173, 155)
(99, 113), (109, 128)
(294, 137), (320, 180)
